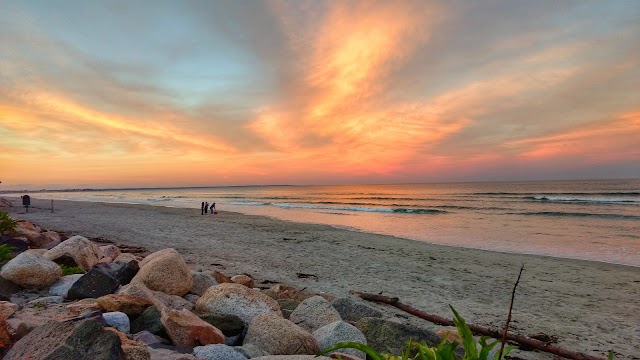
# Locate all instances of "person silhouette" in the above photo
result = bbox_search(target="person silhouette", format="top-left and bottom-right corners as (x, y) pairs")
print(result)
(204, 202), (209, 214)
(201, 202), (205, 215)
(210, 202), (216, 214)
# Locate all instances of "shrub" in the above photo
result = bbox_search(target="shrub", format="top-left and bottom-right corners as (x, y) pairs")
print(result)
(59, 264), (85, 276)
(0, 211), (17, 235)
(0, 244), (16, 261)
(319, 306), (516, 360)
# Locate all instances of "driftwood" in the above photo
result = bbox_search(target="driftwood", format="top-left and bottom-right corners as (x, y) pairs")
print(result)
(350, 290), (604, 360)
(498, 265), (524, 359)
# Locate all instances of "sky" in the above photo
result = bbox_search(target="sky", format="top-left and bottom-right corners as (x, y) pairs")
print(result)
(1, 0), (639, 189)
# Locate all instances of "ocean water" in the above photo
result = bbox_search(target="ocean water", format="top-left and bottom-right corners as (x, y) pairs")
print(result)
(8, 179), (640, 266)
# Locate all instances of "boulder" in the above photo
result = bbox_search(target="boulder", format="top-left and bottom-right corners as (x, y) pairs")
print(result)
(49, 274), (83, 298)
(115, 253), (138, 263)
(184, 294), (200, 304)
(9, 221), (41, 244)
(107, 327), (151, 360)
(133, 330), (170, 346)
(192, 344), (248, 360)
(0, 301), (19, 318)
(190, 271), (217, 296)
(243, 313), (319, 355)
(3, 318), (125, 359)
(160, 307), (225, 348)
(195, 283), (282, 325)
(263, 284), (317, 303)
(100, 245), (122, 260)
(231, 274), (254, 288)
(196, 312), (245, 337)
(131, 306), (167, 337)
(148, 347), (197, 360)
(332, 297), (383, 322)
(39, 231), (62, 249)
(289, 295), (341, 333)
(103, 311), (130, 333)
(139, 248), (179, 268)
(25, 248), (48, 256)
(43, 235), (102, 271)
(131, 250), (192, 296)
(0, 252), (62, 288)
(97, 294), (153, 315)
(119, 282), (193, 311)
(66, 267), (120, 300)
(95, 260), (139, 285)
(356, 317), (441, 355)
(313, 321), (367, 358)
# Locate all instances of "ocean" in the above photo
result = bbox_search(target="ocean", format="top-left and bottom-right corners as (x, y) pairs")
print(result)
(7, 179), (640, 266)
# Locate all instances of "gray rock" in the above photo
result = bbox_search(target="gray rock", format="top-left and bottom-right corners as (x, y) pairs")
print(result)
(191, 271), (217, 296)
(131, 306), (167, 338)
(251, 356), (332, 360)
(192, 344), (248, 360)
(184, 293), (200, 304)
(313, 320), (367, 358)
(133, 330), (170, 346)
(195, 283), (282, 325)
(0, 252), (62, 288)
(196, 312), (245, 336)
(356, 317), (441, 355)
(234, 343), (270, 358)
(332, 297), (383, 322)
(4, 318), (125, 359)
(94, 260), (139, 285)
(148, 347), (197, 360)
(289, 295), (341, 333)
(0, 276), (22, 302)
(244, 313), (319, 356)
(67, 267), (120, 300)
(103, 311), (131, 333)
(49, 274), (83, 297)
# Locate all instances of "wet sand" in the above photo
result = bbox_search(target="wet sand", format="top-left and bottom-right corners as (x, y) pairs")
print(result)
(4, 197), (639, 359)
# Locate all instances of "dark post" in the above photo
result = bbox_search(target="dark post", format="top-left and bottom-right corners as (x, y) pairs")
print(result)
(22, 195), (31, 213)
(51, 199), (54, 213)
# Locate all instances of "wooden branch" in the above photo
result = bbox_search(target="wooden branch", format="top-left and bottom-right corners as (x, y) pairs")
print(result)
(350, 290), (604, 360)
(498, 264), (524, 359)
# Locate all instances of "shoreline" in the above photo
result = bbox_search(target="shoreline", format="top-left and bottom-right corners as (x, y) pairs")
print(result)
(3, 197), (640, 359)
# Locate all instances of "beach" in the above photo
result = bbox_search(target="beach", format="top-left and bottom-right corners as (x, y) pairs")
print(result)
(5, 197), (640, 359)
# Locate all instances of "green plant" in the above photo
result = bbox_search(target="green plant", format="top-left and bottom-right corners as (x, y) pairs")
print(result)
(0, 244), (16, 261)
(319, 306), (516, 360)
(59, 264), (85, 276)
(0, 211), (17, 235)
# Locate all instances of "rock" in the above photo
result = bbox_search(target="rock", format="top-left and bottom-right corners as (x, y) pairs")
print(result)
(195, 283), (282, 325)
(39, 231), (62, 249)
(97, 294), (153, 315)
(328, 353), (364, 360)
(313, 321), (367, 358)
(277, 298), (301, 319)
(148, 347), (197, 360)
(0, 277), (22, 301)
(263, 284), (316, 303)
(107, 327), (151, 360)
(139, 248), (179, 268)
(27, 295), (64, 306)
(131, 306), (167, 337)
(0, 252), (62, 288)
(3, 318), (125, 359)
(192, 344), (248, 360)
(0, 316), (12, 353)
(160, 307), (225, 349)
(50, 254), (80, 268)
(115, 253), (139, 264)
(231, 274), (254, 288)
(100, 245), (122, 260)
(196, 312), (245, 337)
(244, 313), (319, 355)
(190, 271), (217, 296)
(251, 356), (332, 359)
(184, 294), (200, 304)
(9, 221), (41, 244)
(43, 235), (102, 271)
(332, 297), (383, 322)
(131, 249), (192, 296)
(289, 295), (341, 333)
(98, 257), (113, 264)
(25, 248), (48, 256)
(133, 330), (170, 346)
(0, 300), (18, 317)
(95, 260), (139, 285)
(234, 343), (269, 358)
(66, 267), (120, 300)
(356, 317), (441, 355)
(103, 311), (131, 333)
(49, 274), (83, 297)
(119, 282), (193, 311)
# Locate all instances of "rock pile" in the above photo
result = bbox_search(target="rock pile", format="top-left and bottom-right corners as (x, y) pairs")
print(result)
(0, 220), (443, 359)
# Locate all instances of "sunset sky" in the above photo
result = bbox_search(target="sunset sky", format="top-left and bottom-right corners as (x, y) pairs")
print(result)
(1, 1), (639, 189)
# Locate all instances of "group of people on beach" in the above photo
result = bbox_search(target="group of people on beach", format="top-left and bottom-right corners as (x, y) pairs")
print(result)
(201, 201), (216, 215)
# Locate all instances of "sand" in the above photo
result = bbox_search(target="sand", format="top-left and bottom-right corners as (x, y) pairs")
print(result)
(4, 197), (639, 359)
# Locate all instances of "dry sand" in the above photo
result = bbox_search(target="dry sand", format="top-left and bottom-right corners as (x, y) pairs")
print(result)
(4, 197), (640, 359)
